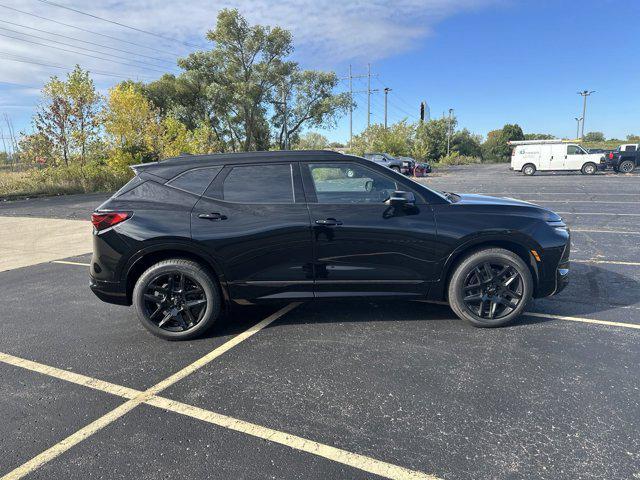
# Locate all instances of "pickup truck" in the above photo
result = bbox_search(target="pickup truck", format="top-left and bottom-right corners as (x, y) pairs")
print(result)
(363, 152), (414, 175)
(601, 144), (639, 173)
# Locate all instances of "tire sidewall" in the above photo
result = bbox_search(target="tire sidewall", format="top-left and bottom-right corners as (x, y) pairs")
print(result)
(619, 160), (634, 173)
(448, 249), (533, 327)
(582, 163), (596, 175)
(133, 260), (220, 340)
(523, 164), (535, 176)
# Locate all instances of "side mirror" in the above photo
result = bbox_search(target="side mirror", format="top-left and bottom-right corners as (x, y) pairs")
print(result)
(386, 190), (415, 207)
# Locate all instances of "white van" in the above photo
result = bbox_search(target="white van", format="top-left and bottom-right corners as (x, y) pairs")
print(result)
(509, 140), (603, 175)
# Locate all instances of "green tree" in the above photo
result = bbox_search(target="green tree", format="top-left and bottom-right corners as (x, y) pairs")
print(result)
(452, 128), (482, 157)
(274, 71), (351, 149)
(67, 66), (101, 166)
(524, 133), (555, 140)
(626, 134), (640, 143)
(481, 124), (524, 162)
(292, 132), (329, 150)
(103, 83), (162, 173)
(413, 117), (456, 162)
(349, 121), (414, 157)
(583, 131), (605, 142)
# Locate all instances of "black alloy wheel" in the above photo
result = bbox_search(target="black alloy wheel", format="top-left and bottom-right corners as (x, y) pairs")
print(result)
(447, 248), (533, 327)
(461, 262), (523, 320)
(143, 272), (207, 332)
(619, 160), (635, 174)
(133, 258), (221, 340)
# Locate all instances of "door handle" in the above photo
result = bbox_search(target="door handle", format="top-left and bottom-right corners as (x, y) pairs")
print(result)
(315, 218), (343, 226)
(198, 212), (227, 221)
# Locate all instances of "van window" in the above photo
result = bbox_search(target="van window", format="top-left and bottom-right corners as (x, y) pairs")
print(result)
(567, 145), (584, 155)
(223, 164), (294, 203)
(627, 145), (637, 152)
(167, 166), (222, 195)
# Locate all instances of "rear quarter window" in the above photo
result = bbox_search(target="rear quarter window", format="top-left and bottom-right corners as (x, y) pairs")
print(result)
(167, 166), (222, 196)
(113, 175), (145, 197)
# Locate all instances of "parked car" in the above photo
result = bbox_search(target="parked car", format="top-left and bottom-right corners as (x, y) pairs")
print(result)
(509, 140), (603, 175)
(363, 152), (413, 175)
(602, 144), (639, 173)
(91, 151), (570, 339)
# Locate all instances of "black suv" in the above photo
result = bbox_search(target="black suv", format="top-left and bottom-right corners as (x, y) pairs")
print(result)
(91, 150), (570, 340)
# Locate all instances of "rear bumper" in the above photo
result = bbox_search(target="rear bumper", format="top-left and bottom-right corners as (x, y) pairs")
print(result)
(90, 276), (129, 305)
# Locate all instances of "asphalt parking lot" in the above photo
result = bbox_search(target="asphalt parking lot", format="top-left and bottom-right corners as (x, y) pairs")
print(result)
(1, 164), (638, 480)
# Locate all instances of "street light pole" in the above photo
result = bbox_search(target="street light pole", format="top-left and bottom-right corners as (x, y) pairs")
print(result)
(383, 87), (391, 129)
(447, 108), (453, 156)
(577, 90), (595, 139)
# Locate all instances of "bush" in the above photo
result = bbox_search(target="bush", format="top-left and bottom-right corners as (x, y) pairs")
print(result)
(438, 152), (481, 166)
(0, 163), (131, 199)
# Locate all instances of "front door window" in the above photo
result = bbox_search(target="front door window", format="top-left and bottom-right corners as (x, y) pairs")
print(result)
(307, 163), (397, 204)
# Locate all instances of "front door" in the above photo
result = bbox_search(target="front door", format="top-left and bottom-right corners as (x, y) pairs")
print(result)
(301, 161), (438, 298)
(565, 144), (586, 170)
(191, 162), (313, 303)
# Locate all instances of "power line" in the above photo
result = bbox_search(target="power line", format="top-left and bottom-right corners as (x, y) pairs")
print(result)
(0, 25), (172, 71)
(36, 0), (201, 49)
(0, 52), (155, 80)
(0, 31), (167, 74)
(0, 19), (175, 65)
(0, 3), (182, 57)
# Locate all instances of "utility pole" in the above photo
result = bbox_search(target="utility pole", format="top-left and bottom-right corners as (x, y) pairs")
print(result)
(574, 117), (582, 140)
(447, 108), (454, 156)
(349, 64), (353, 146)
(279, 83), (289, 150)
(383, 87), (391, 128)
(367, 63), (371, 128)
(577, 90), (595, 139)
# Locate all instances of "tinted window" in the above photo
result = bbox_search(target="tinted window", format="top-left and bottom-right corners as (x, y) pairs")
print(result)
(168, 166), (222, 195)
(627, 145), (637, 152)
(308, 163), (397, 204)
(223, 164), (294, 203)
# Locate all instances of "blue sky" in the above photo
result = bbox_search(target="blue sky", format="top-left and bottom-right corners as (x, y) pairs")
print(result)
(0, 0), (638, 146)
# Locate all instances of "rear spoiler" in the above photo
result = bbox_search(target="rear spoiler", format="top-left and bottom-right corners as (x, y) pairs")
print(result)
(130, 162), (159, 174)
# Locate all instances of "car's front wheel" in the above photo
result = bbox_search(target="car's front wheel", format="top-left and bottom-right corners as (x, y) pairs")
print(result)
(133, 258), (221, 340)
(448, 248), (533, 327)
(581, 162), (597, 175)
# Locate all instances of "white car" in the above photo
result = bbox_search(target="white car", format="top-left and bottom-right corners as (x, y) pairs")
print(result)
(509, 140), (603, 175)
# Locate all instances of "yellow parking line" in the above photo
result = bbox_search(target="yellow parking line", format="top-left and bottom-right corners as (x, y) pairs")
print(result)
(523, 312), (640, 330)
(146, 396), (439, 480)
(0, 305), (440, 480)
(573, 259), (640, 267)
(51, 260), (91, 267)
(0, 302), (300, 480)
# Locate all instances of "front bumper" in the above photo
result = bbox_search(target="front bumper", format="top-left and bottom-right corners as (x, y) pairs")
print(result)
(552, 237), (571, 295)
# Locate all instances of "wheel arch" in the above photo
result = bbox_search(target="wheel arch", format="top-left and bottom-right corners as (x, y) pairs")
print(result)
(430, 237), (540, 301)
(123, 243), (229, 305)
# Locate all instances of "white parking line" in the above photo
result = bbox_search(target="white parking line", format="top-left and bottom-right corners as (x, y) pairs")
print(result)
(571, 229), (640, 235)
(556, 211), (640, 217)
(523, 312), (640, 330)
(482, 192), (640, 196)
(0, 303), (301, 480)
(573, 259), (640, 267)
(522, 200), (634, 204)
(51, 260), (91, 267)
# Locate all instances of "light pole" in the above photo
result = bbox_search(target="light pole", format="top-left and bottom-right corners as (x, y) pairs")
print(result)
(577, 90), (595, 139)
(383, 87), (391, 129)
(446, 108), (453, 156)
(574, 117), (582, 140)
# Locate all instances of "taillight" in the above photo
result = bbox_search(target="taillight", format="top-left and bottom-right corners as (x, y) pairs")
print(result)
(91, 212), (131, 231)
(608, 152), (614, 159)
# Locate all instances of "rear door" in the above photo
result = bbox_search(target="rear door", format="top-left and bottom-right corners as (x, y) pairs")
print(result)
(301, 161), (438, 298)
(191, 162), (313, 303)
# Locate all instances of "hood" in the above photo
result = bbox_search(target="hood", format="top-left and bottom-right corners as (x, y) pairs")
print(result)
(454, 193), (539, 207)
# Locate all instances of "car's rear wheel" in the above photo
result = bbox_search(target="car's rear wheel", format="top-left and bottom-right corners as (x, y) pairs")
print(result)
(581, 162), (597, 175)
(522, 164), (536, 176)
(448, 248), (533, 327)
(133, 259), (221, 340)
(619, 160), (635, 173)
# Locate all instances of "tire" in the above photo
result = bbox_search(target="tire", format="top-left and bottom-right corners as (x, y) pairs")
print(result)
(133, 258), (221, 340)
(522, 164), (536, 176)
(448, 248), (533, 327)
(581, 162), (597, 175)
(619, 160), (635, 174)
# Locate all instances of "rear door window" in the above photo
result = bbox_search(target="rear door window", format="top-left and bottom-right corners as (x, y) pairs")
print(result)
(223, 164), (294, 203)
(167, 166), (222, 195)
